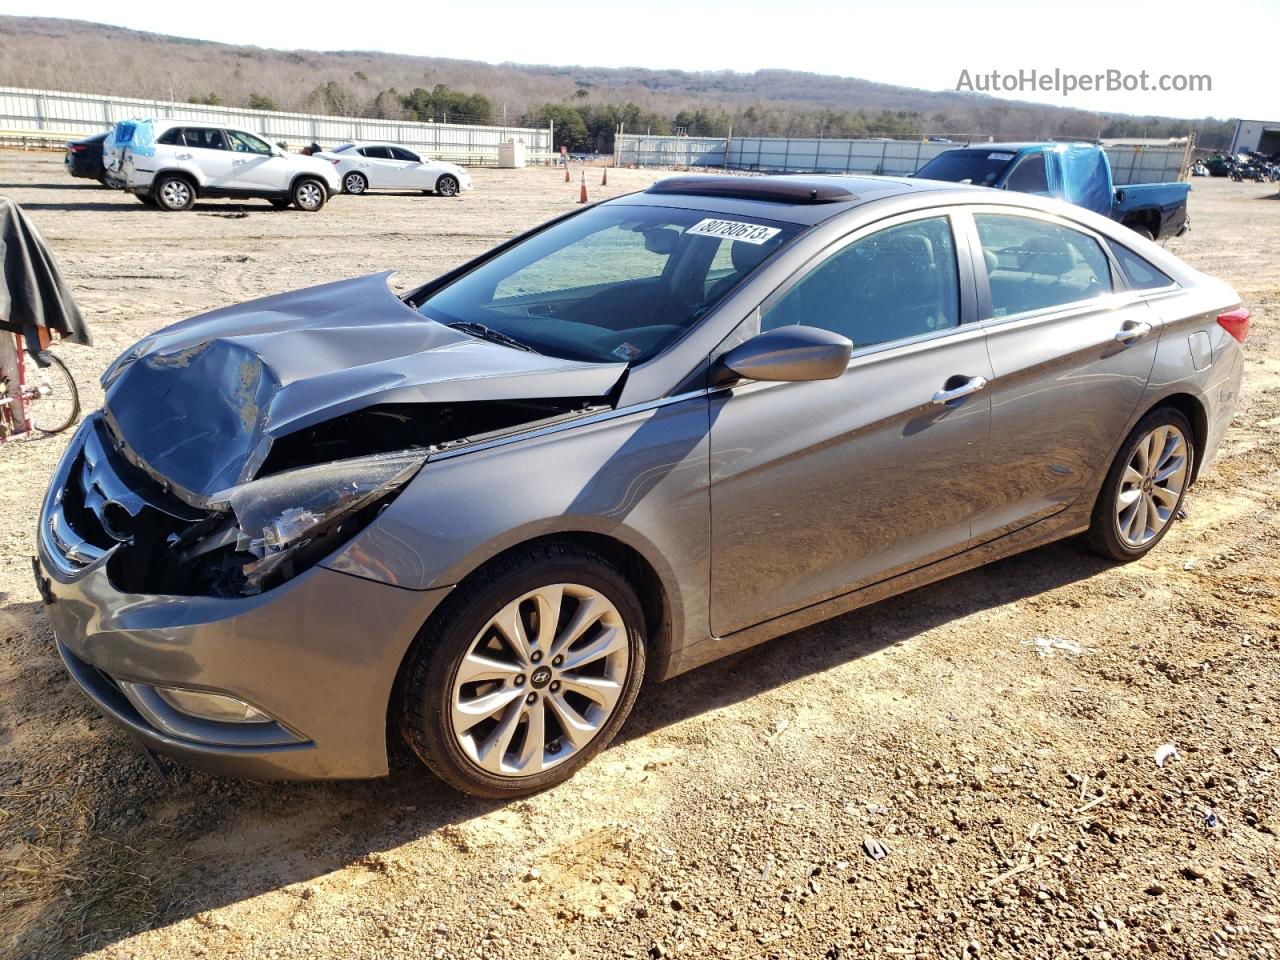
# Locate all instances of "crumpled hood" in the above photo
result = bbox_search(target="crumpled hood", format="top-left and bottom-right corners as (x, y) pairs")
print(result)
(102, 272), (626, 502)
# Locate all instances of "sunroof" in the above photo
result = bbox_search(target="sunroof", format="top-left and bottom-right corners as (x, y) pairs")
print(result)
(645, 176), (860, 204)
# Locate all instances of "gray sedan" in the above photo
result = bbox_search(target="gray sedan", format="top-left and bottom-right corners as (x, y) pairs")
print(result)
(36, 174), (1247, 797)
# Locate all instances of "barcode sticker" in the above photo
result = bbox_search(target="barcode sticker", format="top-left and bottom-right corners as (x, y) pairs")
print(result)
(686, 218), (782, 245)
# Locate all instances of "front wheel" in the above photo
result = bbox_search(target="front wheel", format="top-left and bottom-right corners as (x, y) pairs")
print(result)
(398, 543), (647, 798)
(435, 174), (460, 197)
(291, 178), (327, 211)
(1085, 408), (1194, 561)
(26, 353), (80, 435)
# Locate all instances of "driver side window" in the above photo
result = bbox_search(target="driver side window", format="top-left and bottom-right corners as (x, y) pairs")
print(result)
(761, 216), (960, 349)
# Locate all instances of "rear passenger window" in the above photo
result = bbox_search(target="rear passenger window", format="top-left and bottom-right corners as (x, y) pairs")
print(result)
(1106, 239), (1175, 290)
(184, 128), (227, 151)
(156, 128), (183, 146)
(1005, 153), (1049, 194)
(975, 215), (1112, 318)
(762, 216), (959, 349)
(360, 146), (392, 159)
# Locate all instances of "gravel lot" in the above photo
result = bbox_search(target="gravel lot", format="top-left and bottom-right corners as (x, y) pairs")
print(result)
(1, 154), (1278, 960)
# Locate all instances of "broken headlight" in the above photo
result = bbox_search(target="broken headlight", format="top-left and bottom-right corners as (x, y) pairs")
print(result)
(216, 449), (426, 594)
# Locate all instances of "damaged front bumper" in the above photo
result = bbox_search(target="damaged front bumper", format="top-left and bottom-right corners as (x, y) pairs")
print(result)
(36, 417), (450, 780)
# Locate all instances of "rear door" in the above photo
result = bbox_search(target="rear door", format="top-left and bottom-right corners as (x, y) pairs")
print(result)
(963, 209), (1161, 541)
(179, 127), (236, 187)
(709, 211), (994, 636)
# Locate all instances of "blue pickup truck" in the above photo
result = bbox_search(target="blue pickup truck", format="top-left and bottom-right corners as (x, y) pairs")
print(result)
(914, 142), (1190, 241)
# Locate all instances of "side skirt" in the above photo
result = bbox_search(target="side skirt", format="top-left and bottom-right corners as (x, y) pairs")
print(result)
(664, 507), (1091, 678)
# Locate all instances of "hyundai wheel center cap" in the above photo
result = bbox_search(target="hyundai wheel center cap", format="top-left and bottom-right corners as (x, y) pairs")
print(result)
(530, 665), (553, 689)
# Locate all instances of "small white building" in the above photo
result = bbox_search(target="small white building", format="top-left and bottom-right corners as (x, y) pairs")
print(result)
(1230, 119), (1280, 155)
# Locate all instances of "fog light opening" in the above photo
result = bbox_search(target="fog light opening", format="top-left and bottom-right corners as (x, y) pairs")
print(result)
(154, 686), (272, 724)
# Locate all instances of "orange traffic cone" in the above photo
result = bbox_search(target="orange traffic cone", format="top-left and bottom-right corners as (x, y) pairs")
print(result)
(579, 171), (589, 204)
(564, 165), (571, 182)
(601, 167), (608, 186)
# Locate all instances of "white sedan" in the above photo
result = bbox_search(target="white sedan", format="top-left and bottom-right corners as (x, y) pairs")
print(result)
(317, 142), (473, 197)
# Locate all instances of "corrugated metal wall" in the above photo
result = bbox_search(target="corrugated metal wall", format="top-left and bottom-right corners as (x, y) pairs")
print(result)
(615, 134), (1190, 185)
(0, 86), (553, 165)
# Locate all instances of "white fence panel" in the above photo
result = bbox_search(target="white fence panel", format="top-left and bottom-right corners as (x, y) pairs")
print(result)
(618, 134), (1190, 184)
(0, 86), (552, 165)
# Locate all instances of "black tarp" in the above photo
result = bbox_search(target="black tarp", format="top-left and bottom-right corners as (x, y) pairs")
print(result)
(0, 196), (91, 347)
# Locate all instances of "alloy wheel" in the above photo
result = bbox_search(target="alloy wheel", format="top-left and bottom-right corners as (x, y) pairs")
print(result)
(449, 583), (628, 778)
(344, 173), (366, 194)
(160, 179), (191, 209)
(296, 182), (324, 210)
(1115, 424), (1189, 547)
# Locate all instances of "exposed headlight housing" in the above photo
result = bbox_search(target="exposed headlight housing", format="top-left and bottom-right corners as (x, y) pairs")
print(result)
(222, 449), (426, 593)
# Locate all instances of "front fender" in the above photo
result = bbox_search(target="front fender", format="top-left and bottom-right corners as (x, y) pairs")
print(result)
(322, 395), (713, 666)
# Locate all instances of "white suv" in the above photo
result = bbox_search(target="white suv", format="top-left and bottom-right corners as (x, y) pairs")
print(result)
(122, 119), (341, 212)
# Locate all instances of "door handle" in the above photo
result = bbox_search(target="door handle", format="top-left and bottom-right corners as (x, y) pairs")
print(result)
(1115, 321), (1153, 344)
(932, 375), (988, 405)
(232, 159), (248, 165)
(176, 153), (192, 160)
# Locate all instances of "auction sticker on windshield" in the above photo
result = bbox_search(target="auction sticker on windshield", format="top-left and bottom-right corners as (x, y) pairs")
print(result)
(686, 218), (782, 245)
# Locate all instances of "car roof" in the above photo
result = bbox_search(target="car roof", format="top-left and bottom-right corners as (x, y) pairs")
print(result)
(616, 174), (987, 226)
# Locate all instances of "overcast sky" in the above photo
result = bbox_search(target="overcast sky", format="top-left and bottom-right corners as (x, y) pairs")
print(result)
(14, 0), (1276, 120)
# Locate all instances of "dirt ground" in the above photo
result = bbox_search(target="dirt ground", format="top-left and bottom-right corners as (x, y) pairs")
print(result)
(1, 154), (1278, 960)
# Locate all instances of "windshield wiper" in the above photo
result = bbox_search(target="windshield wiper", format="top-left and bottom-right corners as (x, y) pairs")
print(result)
(445, 321), (539, 354)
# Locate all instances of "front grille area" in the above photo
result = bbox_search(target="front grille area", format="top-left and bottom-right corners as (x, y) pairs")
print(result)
(45, 416), (210, 581)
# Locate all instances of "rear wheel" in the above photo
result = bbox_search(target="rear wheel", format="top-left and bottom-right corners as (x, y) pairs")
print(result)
(1127, 223), (1155, 242)
(343, 172), (368, 195)
(153, 174), (195, 211)
(26, 353), (80, 435)
(436, 174), (460, 197)
(291, 178), (327, 211)
(397, 542), (646, 798)
(1085, 407), (1194, 561)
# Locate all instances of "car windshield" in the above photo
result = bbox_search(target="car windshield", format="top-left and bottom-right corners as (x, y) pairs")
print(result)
(415, 204), (800, 364)
(915, 149), (1017, 186)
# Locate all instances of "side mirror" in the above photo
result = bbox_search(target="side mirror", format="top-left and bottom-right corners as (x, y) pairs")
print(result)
(714, 326), (852, 385)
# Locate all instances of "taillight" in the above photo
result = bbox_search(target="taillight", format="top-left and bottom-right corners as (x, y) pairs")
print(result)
(1218, 307), (1250, 343)
(329, 158), (340, 165)
(70, 144), (87, 153)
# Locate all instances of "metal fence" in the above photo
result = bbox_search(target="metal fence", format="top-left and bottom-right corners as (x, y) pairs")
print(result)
(615, 134), (1190, 184)
(0, 85), (553, 165)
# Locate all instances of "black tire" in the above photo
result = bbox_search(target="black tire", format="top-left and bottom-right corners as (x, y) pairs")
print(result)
(291, 177), (327, 211)
(153, 174), (196, 211)
(397, 542), (647, 798)
(268, 198), (291, 209)
(1127, 223), (1155, 242)
(135, 192), (155, 206)
(435, 174), (460, 197)
(27, 353), (80, 435)
(1085, 407), (1194, 562)
(342, 172), (368, 195)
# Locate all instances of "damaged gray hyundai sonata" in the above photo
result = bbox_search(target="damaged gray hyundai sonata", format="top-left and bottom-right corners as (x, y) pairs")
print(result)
(37, 175), (1247, 797)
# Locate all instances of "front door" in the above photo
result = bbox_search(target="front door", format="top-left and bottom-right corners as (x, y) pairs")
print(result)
(224, 130), (286, 192)
(709, 212), (994, 636)
(964, 210), (1161, 541)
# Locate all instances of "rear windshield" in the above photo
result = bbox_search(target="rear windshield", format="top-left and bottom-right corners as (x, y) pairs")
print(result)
(415, 205), (801, 364)
(915, 149), (1017, 187)
(332, 143), (356, 153)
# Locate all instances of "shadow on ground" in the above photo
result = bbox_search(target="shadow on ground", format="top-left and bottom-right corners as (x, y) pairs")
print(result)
(2, 535), (1110, 956)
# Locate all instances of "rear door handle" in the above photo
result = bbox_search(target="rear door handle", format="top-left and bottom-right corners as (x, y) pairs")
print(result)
(1115, 320), (1153, 343)
(932, 375), (989, 405)
(176, 153), (192, 160)
(232, 159), (248, 165)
